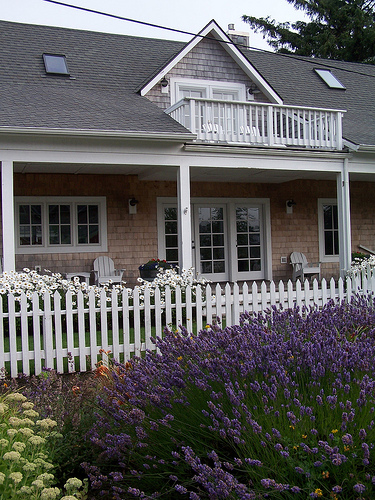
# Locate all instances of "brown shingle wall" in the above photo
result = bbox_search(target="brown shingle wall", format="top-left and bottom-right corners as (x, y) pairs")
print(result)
(9, 173), (375, 286)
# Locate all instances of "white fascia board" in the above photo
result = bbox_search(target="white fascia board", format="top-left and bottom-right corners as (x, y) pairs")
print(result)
(140, 20), (283, 104)
(0, 127), (194, 141)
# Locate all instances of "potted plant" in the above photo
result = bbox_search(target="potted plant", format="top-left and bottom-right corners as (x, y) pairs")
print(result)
(138, 259), (175, 281)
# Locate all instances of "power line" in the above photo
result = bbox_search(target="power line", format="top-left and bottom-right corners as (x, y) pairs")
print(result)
(42, 0), (375, 79)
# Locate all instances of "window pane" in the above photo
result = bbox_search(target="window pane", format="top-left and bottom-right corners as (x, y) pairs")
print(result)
(325, 231), (333, 255)
(89, 205), (99, 224)
(166, 235), (178, 247)
(43, 54), (69, 75)
(333, 205), (338, 229)
(200, 248), (212, 260)
(49, 205), (59, 224)
(334, 231), (339, 254)
(214, 261), (225, 273)
(19, 227), (30, 246)
(250, 260), (261, 271)
(201, 262), (212, 274)
(249, 234), (260, 245)
(166, 249), (178, 262)
(31, 206), (42, 225)
(89, 225), (99, 244)
(200, 235), (211, 247)
(165, 221), (177, 234)
(60, 205), (71, 224)
(213, 247), (224, 260)
(213, 234), (224, 246)
(61, 225), (71, 244)
(32, 226), (42, 245)
(237, 247), (248, 259)
(19, 205), (30, 225)
(164, 208), (177, 220)
(77, 205), (88, 224)
(238, 260), (249, 272)
(78, 225), (88, 244)
(323, 205), (333, 230)
(49, 226), (59, 245)
(212, 221), (223, 233)
(250, 247), (261, 258)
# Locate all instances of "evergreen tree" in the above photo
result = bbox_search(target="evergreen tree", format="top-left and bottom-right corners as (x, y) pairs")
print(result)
(243, 0), (375, 63)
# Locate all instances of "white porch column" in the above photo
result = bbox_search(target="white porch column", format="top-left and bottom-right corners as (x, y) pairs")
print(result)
(1, 161), (15, 272)
(336, 158), (351, 277)
(177, 162), (192, 271)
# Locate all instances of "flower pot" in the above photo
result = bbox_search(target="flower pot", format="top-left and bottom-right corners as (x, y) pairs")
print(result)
(139, 268), (159, 281)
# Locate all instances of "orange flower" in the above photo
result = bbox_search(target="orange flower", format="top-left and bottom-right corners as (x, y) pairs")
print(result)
(72, 385), (80, 395)
(95, 365), (110, 378)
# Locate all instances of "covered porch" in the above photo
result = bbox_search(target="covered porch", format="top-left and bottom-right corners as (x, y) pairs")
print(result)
(0, 130), (373, 285)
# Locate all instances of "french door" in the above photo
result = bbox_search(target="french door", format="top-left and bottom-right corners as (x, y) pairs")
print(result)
(160, 199), (269, 282)
(194, 205), (227, 281)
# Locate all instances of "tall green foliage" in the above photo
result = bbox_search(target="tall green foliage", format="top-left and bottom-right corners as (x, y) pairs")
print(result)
(243, 0), (375, 63)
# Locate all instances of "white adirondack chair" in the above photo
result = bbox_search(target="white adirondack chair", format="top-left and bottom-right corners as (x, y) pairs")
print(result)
(93, 256), (125, 285)
(290, 252), (321, 282)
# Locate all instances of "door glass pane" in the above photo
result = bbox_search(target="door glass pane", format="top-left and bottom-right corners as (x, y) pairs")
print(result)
(164, 207), (178, 265)
(236, 206), (262, 274)
(198, 207), (225, 276)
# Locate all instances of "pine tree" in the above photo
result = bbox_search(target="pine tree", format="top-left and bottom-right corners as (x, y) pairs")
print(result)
(243, 0), (375, 63)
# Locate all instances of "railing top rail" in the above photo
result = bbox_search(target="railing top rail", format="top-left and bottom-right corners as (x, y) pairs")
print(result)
(165, 97), (346, 115)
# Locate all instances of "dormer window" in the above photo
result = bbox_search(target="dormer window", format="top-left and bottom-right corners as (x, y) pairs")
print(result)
(314, 69), (345, 89)
(43, 53), (69, 75)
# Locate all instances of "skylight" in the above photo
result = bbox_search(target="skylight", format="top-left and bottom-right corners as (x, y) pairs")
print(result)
(43, 54), (69, 75)
(314, 69), (345, 89)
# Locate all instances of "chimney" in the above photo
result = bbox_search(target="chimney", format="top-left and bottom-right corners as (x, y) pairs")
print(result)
(226, 24), (250, 48)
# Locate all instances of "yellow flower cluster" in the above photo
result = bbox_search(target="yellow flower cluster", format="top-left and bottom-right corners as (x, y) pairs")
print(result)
(0, 391), (87, 500)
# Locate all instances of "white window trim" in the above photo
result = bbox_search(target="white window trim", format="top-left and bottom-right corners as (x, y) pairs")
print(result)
(157, 197), (272, 281)
(170, 77), (247, 104)
(15, 196), (107, 254)
(318, 198), (339, 263)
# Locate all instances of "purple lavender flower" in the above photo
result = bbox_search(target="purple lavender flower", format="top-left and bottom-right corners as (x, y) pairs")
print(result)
(353, 483), (366, 494)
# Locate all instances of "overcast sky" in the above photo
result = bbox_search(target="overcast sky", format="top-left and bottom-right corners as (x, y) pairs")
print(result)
(1, 0), (307, 51)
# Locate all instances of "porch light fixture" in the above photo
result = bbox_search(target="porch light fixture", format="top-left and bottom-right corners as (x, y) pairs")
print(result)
(286, 199), (296, 214)
(129, 197), (139, 215)
(247, 83), (260, 101)
(160, 76), (169, 94)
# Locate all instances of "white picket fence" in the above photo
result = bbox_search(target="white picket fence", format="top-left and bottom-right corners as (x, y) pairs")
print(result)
(1, 274), (374, 378)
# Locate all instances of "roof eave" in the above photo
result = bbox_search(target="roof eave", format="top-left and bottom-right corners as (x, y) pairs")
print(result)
(343, 139), (375, 153)
(0, 126), (195, 141)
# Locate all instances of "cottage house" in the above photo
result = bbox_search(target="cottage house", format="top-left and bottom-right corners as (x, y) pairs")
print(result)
(1, 19), (374, 286)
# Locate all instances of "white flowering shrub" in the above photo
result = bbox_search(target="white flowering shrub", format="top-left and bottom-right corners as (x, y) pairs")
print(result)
(0, 269), (128, 308)
(136, 267), (210, 303)
(347, 255), (375, 278)
(0, 392), (88, 499)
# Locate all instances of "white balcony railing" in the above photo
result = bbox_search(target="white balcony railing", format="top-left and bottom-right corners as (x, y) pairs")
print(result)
(165, 97), (345, 150)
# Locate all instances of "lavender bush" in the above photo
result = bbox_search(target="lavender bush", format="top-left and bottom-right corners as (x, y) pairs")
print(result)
(85, 296), (375, 499)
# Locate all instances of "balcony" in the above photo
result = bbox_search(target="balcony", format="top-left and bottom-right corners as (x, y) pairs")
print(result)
(165, 98), (345, 150)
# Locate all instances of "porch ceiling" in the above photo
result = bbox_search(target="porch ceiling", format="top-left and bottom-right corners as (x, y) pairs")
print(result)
(13, 162), (373, 183)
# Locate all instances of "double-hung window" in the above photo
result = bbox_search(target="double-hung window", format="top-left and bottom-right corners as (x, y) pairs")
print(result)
(16, 197), (107, 254)
(318, 199), (339, 261)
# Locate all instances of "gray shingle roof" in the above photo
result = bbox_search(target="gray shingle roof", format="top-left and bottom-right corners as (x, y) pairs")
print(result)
(0, 20), (188, 134)
(244, 50), (375, 146)
(1, 20), (374, 145)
